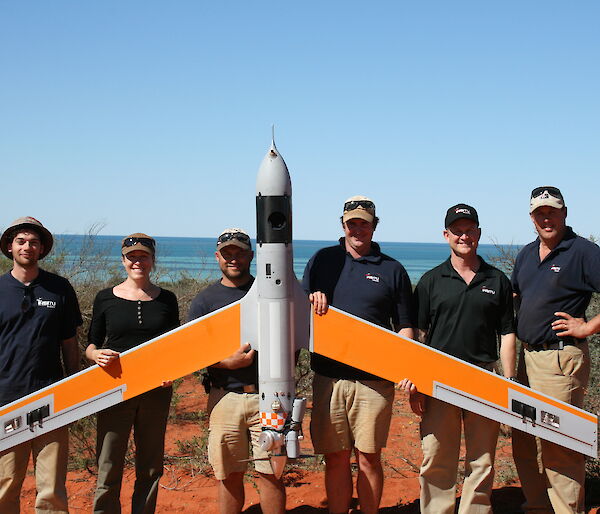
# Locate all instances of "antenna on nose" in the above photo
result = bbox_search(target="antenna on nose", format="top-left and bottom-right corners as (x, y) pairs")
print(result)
(270, 125), (278, 155)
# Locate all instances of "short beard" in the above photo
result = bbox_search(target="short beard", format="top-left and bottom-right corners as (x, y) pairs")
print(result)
(223, 267), (250, 282)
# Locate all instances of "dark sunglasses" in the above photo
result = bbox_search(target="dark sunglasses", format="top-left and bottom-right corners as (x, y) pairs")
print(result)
(344, 200), (375, 212)
(530, 186), (563, 200)
(218, 232), (251, 245)
(122, 237), (155, 249)
(21, 286), (33, 313)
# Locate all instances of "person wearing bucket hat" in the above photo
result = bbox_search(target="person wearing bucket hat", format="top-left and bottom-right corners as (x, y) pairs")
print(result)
(85, 233), (179, 513)
(512, 187), (600, 513)
(402, 203), (515, 514)
(302, 197), (413, 514)
(187, 228), (286, 514)
(0, 216), (54, 259)
(0, 216), (82, 513)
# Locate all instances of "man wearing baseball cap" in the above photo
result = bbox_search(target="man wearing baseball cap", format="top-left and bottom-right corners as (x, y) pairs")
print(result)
(187, 229), (285, 514)
(303, 196), (413, 514)
(404, 203), (515, 513)
(0, 217), (82, 513)
(512, 187), (600, 513)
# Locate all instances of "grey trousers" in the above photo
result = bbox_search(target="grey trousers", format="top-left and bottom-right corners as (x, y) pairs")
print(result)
(93, 386), (172, 514)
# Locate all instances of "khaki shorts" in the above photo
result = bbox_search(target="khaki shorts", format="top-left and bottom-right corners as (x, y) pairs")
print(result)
(207, 388), (273, 480)
(310, 374), (394, 455)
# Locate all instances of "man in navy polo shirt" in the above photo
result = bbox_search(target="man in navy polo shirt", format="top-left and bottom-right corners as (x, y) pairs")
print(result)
(0, 217), (82, 513)
(406, 204), (516, 514)
(512, 187), (600, 513)
(303, 196), (413, 514)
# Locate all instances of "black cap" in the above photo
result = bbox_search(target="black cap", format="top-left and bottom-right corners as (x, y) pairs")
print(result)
(445, 204), (479, 228)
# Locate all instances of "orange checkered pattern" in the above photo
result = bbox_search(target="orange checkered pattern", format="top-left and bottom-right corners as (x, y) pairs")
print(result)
(260, 412), (286, 430)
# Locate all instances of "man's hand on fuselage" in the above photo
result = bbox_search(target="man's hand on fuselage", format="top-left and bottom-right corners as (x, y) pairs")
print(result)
(213, 342), (255, 370)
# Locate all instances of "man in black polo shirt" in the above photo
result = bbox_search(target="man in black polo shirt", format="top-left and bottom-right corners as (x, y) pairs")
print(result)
(408, 204), (515, 514)
(303, 196), (413, 514)
(512, 187), (600, 514)
(0, 217), (82, 513)
(187, 228), (285, 514)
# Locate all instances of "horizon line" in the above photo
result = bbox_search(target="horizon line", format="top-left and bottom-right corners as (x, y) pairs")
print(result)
(53, 233), (524, 247)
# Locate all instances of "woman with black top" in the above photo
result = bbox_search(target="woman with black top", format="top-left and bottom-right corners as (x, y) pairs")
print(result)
(86, 233), (179, 514)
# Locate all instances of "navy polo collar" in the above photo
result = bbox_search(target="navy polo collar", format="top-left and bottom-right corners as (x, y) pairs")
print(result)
(4, 269), (44, 289)
(533, 226), (577, 264)
(338, 237), (382, 263)
(535, 226), (576, 253)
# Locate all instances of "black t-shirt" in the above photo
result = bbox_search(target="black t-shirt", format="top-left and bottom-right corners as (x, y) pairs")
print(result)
(302, 239), (412, 380)
(414, 258), (514, 364)
(88, 288), (179, 353)
(512, 227), (600, 347)
(187, 278), (256, 390)
(0, 269), (83, 406)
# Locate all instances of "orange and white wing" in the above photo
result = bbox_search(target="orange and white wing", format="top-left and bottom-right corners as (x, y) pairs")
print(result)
(0, 300), (243, 452)
(311, 307), (598, 458)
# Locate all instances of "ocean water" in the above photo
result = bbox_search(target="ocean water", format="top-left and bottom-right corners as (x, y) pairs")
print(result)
(55, 234), (511, 284)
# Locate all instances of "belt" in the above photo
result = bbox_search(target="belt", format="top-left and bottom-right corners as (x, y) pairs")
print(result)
(218, 384), (258, 394)
(523, 337), (582, 352)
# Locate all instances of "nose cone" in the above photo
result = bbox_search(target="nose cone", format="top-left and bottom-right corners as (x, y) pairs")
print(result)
(256, 140), (292, 197)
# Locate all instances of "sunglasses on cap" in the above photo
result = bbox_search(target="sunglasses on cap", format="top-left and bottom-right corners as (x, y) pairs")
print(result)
(530, 186), (563, 199)
(122, 237), (156, 249)
(343, 200), (375, 212)
(218, 232), (251, 245)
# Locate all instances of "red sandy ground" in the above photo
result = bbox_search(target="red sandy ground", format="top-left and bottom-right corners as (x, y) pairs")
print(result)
(19, 375), (598, 513)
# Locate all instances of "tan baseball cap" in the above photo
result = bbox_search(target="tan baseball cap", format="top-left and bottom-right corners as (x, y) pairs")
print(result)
(529, 186), (565, 213)
(216, 228), (252, 250)
(342, 195), (376, 223)
(1, 216), (54, 259)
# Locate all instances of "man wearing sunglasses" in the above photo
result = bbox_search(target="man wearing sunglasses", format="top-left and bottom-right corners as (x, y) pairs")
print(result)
(303, 196), (413, 514)
(187, 228), (285, 514)
(407, 204), (516, 514)
(0, 217), (82, 513)
(511, 187), (600, 513)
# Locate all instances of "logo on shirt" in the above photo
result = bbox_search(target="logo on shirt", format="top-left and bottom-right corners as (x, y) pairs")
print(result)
(36, 298), (57, 309)
(455, 207), (472, 215)
(550, 265), (561, 273)
(481, 286), (496, 295)
(365, 273), (380, 283)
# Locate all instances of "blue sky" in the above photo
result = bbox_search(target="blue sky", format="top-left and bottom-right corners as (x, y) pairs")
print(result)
(1, 1), (598, 245)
